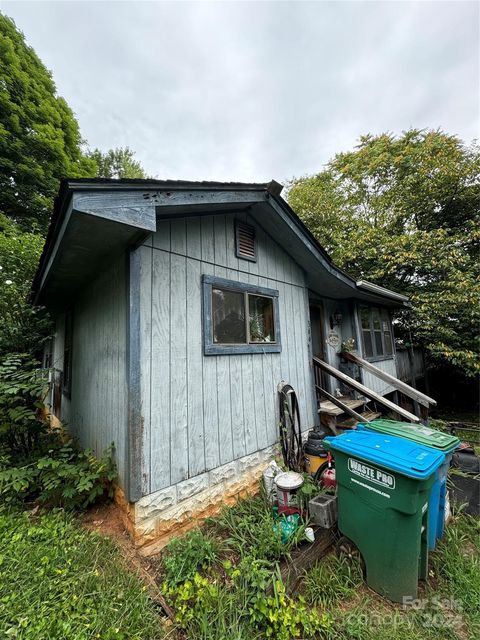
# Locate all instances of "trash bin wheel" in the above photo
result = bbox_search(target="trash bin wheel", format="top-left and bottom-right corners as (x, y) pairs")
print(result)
(336, 536), (366, 576)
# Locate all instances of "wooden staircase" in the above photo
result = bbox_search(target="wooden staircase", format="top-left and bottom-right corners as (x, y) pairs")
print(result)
(313, 353), (437, 434)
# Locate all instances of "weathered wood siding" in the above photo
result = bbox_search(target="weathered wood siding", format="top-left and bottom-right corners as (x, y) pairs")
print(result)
(361, 358), (397, 396)
(57, 255), (128, 486)
(138, 213), (314, 495)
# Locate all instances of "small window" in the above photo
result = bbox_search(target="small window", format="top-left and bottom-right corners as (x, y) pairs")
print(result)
(235, 222), (256, 261)
(63, 312), (73, 396)
(359, 306), (394, 360)
(203, 275), (281, 355)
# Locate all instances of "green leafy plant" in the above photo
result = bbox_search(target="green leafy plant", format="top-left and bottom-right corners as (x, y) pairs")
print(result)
(0, 441), (117, 508)
(161, 528), (221, 586)
(208, 493), (294, 560)
(165, 560), (331, 640)
(0, 353), (116, 508)
(0, 353), (49, 455)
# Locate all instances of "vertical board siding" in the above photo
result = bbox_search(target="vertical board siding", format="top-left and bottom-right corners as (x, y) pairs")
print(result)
(143, 214), (314, 494)
(170, 253), (188, 484)
(150, 248), (171, 491)
(186, 258), (205, 476)
(63, 256), (128, 487)
(362, 358), (397, 396)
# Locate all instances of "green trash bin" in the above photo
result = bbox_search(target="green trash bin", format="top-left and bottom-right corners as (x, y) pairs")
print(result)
(357, 420), (460, 550)
(324, 430), (445, 603)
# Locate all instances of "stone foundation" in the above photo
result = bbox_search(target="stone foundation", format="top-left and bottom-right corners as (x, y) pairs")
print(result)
(115, 445), (279, 556)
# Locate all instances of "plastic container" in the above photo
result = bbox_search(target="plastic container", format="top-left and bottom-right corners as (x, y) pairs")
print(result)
(357, 420), (459, 549)
(263, 460), (282, 503)
(274, 471), (304, 516)
(324, 430), (445, 603)
(308, 494), (337, 528)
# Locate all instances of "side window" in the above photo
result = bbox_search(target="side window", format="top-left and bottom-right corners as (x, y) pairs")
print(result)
(63, 312), (73, 396)
(359, 307), (394, 359)
(203, 275), (281, 355)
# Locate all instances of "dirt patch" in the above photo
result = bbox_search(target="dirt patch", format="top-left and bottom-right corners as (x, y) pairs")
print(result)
(81, 502), (178, 628)
(82, 501), (132, 548)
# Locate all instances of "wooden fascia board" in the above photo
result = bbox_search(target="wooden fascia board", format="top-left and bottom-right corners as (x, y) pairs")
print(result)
(36, 198), (74, 300)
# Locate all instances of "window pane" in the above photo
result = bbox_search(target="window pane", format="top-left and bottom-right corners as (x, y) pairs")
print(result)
(212, 288), (246, 343)
(363, 330), (373, 357)
(384, 331), (393, 355)
(248, 295), (275, 343)
(360, 308), (370, 330)
(375, 331), (383, 355)
(372, 309), (381, 331)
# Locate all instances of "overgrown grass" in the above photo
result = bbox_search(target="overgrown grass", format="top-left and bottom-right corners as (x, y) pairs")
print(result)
(303, 554), (363, 607)
(206, 492), (305, 560)
(161, 492), (479, 640)
(430, 511), (480, 635)
(0, 508), (166, 640)
(161, 528), (222, 585)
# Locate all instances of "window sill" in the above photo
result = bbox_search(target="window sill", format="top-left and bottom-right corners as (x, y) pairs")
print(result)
(364, 355), (395, 363)
(204, 343), (281, 356)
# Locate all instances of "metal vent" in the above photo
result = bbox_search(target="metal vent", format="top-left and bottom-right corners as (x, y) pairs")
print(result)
(235, 222), (256, 261)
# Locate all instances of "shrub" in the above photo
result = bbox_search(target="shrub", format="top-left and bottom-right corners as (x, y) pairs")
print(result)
(0, 353), (49, 455)
(0, 440), (116, 508)
(0, 353), (117, 509)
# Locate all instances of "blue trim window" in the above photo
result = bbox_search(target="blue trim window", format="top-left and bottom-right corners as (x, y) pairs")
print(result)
(202, 275), (281, 355)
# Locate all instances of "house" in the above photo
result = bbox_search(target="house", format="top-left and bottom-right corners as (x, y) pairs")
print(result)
(32, 178), (435, 553)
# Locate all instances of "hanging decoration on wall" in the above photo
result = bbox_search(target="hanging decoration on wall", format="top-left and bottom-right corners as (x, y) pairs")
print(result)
(326, 331), (341, 348)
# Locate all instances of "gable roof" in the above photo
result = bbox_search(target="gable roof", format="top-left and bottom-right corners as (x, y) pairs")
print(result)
(31, 178), (409, 311)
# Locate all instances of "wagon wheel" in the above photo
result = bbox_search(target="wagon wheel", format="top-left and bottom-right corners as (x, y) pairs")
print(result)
(335, 535), (366, 577)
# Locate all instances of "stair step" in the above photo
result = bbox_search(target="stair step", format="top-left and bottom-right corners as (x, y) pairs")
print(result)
(336, 410), (382, 430)
(318, 397), (366, 417)
(361, 411), (382, 422)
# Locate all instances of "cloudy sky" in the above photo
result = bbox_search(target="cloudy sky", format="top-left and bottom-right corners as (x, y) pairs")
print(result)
(2, 0), (479, 183)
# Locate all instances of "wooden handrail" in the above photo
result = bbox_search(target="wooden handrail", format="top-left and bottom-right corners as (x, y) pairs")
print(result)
(341, 351), (436, 408)
(312, 357), (420, 423)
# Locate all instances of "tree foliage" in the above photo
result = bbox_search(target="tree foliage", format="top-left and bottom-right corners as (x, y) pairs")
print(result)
(0, 14), (96, 233)
(288, 130), (480, 377)
(88, 147), (148, 179)
(0, 213), (51, 356)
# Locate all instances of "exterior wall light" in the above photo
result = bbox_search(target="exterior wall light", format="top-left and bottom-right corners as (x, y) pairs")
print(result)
(330, 309), (343, 329)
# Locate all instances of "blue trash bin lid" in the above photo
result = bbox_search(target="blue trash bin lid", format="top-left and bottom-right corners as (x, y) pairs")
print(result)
(324, 431), (445, 479)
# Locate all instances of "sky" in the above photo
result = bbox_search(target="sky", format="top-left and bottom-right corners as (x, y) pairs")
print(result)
(1, 0), (479, 184)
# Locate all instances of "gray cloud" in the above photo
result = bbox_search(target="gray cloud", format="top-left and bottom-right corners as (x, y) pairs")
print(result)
(2, 0), (478, 183)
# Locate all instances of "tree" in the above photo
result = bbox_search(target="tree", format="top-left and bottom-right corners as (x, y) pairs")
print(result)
(0, 14), (96, 233)
(288, 129), (480, 377)
(0, 213), (51, 355)
(88, 147), (148, 179)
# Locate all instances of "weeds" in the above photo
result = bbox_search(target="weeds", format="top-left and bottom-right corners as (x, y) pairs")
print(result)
(430, 511), (480, 634)
(161, 528), (221, 586)
(303, 554), (363, 608)
(207, 492), (304, 560)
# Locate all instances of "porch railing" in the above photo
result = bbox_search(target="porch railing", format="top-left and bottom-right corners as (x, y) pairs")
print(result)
(313, 356), (421, 423)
